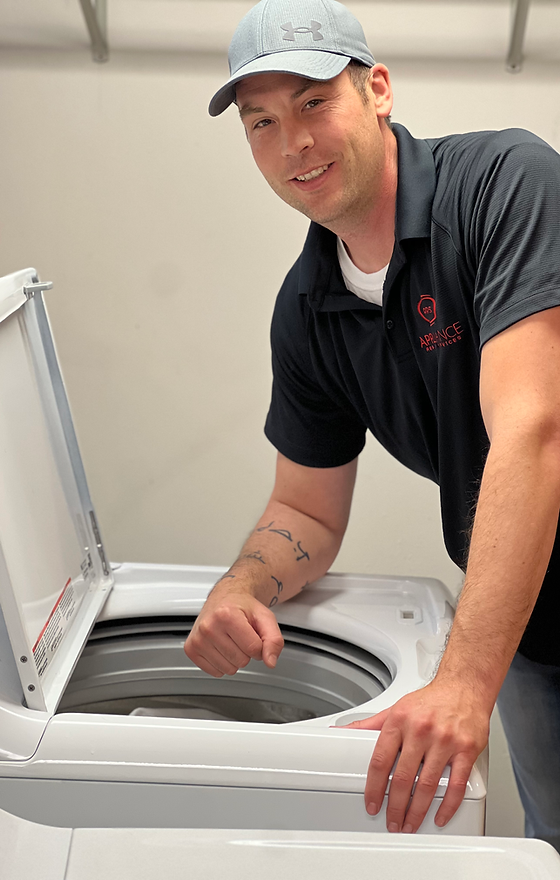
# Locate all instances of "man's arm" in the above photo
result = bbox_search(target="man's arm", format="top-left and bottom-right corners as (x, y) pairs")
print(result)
(347, 306), (560, 833)
(184, 452), (357, 676)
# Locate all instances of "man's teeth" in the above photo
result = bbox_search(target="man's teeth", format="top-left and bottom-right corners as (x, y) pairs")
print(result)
(296, 164), (329, 181)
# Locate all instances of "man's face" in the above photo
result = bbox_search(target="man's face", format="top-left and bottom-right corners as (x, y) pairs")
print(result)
(236, 68), (389, 229)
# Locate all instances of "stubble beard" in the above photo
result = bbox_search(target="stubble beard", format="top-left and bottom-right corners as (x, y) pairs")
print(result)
(267, 142), (385, 232)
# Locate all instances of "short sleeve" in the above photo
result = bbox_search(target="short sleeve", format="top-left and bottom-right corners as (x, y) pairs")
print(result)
(471, 135), (560, 347)
(264, 272), (367, 468)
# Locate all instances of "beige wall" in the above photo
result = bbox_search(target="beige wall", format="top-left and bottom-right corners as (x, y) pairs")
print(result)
(2, 46), (558, 837)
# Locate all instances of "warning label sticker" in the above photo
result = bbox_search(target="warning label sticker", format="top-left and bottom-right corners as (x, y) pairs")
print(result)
(81, 552), (94, 583)
(33, 577), (78, 678)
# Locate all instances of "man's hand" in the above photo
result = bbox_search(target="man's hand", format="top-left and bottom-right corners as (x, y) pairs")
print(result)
(343, 681), (489, 832)
(184, 582), (285, 677)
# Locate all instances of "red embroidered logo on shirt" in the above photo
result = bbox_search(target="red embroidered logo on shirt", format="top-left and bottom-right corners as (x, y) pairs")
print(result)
(416, 294), (463, 351)
(417, 294), (437, 325)
(419, 322), (463, 351)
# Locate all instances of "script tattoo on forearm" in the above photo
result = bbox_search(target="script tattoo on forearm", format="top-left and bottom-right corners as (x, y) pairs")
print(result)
(256, 521), (292, 540)
(294, 541), (310, 562)
(255, 521), (311, 562)
(269, 574), (283, 608)
(241, 551), (266, 565)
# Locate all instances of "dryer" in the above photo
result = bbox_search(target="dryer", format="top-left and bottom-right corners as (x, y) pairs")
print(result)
(4, 808), (560, 880)
(0, 268), (486, 834)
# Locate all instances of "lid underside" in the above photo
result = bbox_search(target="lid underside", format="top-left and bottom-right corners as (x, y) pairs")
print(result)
(0, 269), (113, 714)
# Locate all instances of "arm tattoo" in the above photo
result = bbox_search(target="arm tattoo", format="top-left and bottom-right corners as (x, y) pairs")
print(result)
(294, 541), (310, 562)
(255, 522), (311, 561)
(270, 527), (293, 542)
(269, 575), (283, 608)
(242, 551), (267, 565)
(257, 521), (293, 541)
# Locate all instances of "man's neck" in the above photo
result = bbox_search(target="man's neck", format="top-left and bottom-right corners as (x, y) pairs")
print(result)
(332, 130), (398, 274)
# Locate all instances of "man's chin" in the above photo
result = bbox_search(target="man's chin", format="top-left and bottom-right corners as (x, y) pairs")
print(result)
(268, 181), (349, 227)
(283, 196), (343, 227)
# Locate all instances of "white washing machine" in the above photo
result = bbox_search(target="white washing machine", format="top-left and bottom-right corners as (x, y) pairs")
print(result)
(0, 268), (486, 835)
(3, 808), (560, 880)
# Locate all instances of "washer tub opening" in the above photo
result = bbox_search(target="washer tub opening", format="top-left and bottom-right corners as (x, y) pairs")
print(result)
(56, 617), (392, 724)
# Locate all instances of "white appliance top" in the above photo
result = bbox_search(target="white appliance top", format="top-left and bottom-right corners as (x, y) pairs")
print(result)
(0, 269), (113, 715)
(2, 810), (560, 880)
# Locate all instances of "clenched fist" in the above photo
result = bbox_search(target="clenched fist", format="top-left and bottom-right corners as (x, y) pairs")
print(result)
(184, 581), (285, 677)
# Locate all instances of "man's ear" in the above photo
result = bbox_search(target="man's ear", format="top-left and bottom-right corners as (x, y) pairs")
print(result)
(369, 64), (393, 120)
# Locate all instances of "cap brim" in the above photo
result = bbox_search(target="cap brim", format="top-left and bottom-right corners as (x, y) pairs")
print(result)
(208, 50), (351, 117)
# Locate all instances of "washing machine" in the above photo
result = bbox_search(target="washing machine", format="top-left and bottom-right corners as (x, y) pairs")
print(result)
(3, 808), (560, 880)
(0, 268), (486, 834)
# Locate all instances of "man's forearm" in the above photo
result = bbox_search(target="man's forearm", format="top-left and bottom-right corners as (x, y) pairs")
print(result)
(185, 455), (357, 677)
(212, 498), (344, 608)
(435, 432), (560, 710)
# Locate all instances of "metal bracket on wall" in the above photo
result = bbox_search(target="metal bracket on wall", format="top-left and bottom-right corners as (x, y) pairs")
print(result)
(78, 0), (109, 63)
(506, 0), (531, 73)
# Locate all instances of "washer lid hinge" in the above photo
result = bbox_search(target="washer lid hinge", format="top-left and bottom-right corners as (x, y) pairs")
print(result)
(22, 281), (53, 299)
(90, 510), (110, 577)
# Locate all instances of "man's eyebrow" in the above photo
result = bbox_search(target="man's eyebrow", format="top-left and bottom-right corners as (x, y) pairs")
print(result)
(238, 104), (266, 120)
(238, 79), (325, 119)
(290, 79), (322, 101)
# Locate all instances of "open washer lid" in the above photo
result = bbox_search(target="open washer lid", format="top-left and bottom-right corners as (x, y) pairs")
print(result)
(0, 269), (113, 714)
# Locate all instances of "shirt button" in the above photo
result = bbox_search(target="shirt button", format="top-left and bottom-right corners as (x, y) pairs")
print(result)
(386, 319), (394, 330)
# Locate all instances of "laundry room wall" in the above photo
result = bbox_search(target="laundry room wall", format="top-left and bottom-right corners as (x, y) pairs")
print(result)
(1, 0), (559, 842)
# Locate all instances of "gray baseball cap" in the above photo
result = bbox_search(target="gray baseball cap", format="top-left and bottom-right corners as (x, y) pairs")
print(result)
(208, 0), (375, 117)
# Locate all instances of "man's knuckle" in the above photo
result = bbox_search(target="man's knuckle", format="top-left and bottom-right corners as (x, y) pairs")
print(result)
(457, 736), (478, 756)
(197, 619), (212, 638)
(448, 776), (469, 792)
(416, 774), (438, 793)
(392, 769), (412, 787)
(215, 606), (233, 625)
(414, 718), (433, 738)
(369, 752), (389, 772)
(390, 707), (407, 725)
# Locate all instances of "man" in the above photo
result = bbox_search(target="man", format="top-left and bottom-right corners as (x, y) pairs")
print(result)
(185, 0), (560, 847)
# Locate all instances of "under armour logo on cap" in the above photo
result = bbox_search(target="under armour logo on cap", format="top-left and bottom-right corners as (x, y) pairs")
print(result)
(281, 21), (324, 42)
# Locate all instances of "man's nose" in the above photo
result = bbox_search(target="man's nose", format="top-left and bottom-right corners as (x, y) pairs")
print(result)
(280, 121), (314, 157)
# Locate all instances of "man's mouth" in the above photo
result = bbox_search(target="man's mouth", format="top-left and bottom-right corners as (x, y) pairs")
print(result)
(293, 164), (331, 182)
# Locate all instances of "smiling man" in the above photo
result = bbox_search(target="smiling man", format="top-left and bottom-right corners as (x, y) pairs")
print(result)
(184, 0), (560, 849)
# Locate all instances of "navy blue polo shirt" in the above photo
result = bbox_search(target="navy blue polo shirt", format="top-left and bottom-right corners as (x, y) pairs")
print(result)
(264, 124), (560, 665)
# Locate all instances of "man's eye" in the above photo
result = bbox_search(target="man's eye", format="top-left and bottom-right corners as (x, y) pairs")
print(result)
(305, 99), (322, 109)
(254, 118), (273, 129)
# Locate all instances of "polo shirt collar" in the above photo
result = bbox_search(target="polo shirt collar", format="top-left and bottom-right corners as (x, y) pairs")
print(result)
(298, 124), (436, 312)
(393, 123), (436, 242)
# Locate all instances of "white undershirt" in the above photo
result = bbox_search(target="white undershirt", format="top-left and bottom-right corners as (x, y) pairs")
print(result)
(337, 237), (388, 307)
